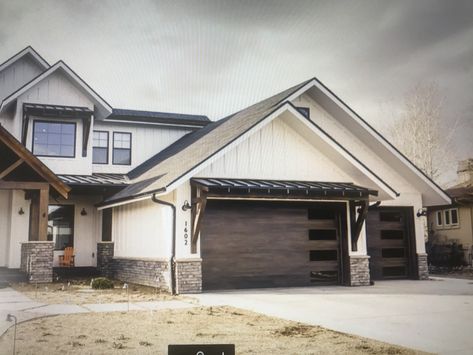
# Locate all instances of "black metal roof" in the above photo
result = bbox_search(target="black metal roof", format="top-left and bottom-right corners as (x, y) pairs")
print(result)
(191, 178), (378, 199)
(58, 173), (128, 186)
(24, 103), (93, 118)
(108, 108), (210, 126)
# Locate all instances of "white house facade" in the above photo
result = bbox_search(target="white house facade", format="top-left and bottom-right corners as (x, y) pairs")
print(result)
(0, 47), (450, 293)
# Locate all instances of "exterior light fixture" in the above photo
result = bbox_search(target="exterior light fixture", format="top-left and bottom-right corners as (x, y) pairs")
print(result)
(80, 208), (87, 216)
(416, 208), (427, 217)
(18, 207), (25, 215)
(182, 200), (192, 211)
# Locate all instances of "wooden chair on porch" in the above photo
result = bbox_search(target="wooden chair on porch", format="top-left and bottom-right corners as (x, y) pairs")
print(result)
(58, 247), (75, 267)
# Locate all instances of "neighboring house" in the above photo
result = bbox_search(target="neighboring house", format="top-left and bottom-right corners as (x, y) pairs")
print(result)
(0, 47), (451, 293)
(428, 159), (473, 265)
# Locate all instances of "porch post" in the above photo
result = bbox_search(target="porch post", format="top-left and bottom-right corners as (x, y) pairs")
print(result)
(28, 186), (49, 241)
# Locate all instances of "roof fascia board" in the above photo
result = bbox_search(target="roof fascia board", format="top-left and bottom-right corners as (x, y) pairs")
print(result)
(165, 103), (397, 199)
(290, 78), (450, 205)
(96, 194), (153, 210)
(0, 46), (50, 73)
(0, 61), (112, 114)
(102, 118), (206, 129)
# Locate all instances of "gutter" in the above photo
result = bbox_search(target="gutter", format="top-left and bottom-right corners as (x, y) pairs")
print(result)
(151, 193), (177, 295)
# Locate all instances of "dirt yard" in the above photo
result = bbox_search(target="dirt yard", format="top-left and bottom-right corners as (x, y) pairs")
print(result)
(11, 279), (194, 305)
(0, 306), (427, 355)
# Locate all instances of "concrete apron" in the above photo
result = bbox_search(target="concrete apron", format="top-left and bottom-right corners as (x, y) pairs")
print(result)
(193, 278), (473, 355)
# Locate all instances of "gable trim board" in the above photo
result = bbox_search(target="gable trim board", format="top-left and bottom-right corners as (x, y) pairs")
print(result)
(98, 102), (399, 209)
(287, 78), (450, 206)
(0, 61), (113, 117)
(0, 123), (70, 198)
(0, 46), (50, 73)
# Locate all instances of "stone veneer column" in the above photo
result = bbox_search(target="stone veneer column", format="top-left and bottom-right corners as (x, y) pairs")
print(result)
(20, 241), (54, 283)
(349, 255), (371, 286)
(97, 242), (114, 278)
(175, 258), (202, 294)
(417, 253), (429, 280)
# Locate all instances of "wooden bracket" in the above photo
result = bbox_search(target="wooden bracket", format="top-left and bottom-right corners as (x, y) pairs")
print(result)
(82, 116), (92, 157)
(190, 192), (207, 254)
(351, 199), (368, 252)
(0, 159), (24, 179)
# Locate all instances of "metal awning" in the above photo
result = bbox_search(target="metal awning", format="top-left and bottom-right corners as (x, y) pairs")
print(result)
(58, 173), (129, 186)
(23, 103), (93, 118)
(191, 178), (378, 199)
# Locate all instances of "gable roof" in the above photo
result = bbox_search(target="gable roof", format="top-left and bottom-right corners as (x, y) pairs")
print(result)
(0, 60), (112, 117)
(106, 108), (210, 128)
(0, 46), (50, 73)
(0, 124), (70, 198)
(100, 79), (401, 207)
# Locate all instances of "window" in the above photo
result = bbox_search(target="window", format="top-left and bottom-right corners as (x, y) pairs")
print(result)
(436, 211), (443, 226)
(47, 205), (74, 250)
(113, 132), (131, 165)
(33, 120), (76, 157)
(437, 208), (460, 228)
(93, 131), (109, 164)
(296, 107), (310, 118)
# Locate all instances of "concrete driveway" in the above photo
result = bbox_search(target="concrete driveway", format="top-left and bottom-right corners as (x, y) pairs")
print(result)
(194, 277), (473, 355)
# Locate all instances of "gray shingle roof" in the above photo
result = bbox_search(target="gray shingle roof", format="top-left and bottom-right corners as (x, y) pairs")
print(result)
(102, 78), (313, 205)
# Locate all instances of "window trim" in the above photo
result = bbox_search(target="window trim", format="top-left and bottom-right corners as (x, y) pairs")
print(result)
(112, 131), (132, 165)
(444, 208), (459, 228)
(32, 119), (77, 158)
(92, 130), (109, 165)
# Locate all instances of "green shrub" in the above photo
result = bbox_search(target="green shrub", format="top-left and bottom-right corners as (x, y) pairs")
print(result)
(91, 277), (114, 289)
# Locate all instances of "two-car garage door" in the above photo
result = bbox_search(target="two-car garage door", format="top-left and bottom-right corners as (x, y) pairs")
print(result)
(200, 200), (348, 290)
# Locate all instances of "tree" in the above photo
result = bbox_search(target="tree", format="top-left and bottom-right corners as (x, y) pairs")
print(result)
(386, 82), (457, 184)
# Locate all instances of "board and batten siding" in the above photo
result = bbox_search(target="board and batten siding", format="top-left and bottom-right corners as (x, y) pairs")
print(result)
(112, 198), (173, 259)
(198, 115), (353, 182)
(0, 55), (45, 102)
(293, 93), (427, 253)
(92, 122), (194, 174)
(0, 190), (12, 267)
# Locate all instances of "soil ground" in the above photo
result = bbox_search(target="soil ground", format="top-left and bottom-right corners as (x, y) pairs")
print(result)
(0, 306), (427, 355)
(11, 279), (194, 305)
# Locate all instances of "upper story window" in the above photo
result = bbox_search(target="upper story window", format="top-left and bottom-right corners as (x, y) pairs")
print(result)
(112, 132), (131, 165)
(92, 131), (109, 164)
(32, 120), (76, 158)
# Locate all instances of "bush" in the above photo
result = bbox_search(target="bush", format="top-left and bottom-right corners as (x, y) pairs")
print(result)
(91, 277), (114, 289)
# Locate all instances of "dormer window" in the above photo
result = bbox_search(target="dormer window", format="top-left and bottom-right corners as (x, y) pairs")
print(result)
(32, 120), (76, 158)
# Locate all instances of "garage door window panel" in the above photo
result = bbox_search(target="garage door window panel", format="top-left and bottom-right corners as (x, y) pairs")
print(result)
(380, 230), (404, 240)
(308, 229), (337, 240)
(379, 211), (402, 222)
(381, 248), (405, 258)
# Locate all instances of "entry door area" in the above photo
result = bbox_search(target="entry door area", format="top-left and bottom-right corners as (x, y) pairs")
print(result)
(366, 207), (416, 280)
(200, 200), (347, 290)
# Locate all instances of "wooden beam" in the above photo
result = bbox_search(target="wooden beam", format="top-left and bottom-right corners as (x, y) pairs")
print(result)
(38, 187), (49, 241)
(0, 181), (49, 190)
(191, 192), (207, 254)
(351, 200), (368, 251)
(0, 159), (23, 179)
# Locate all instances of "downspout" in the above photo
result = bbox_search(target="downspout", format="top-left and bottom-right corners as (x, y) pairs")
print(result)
(151, 193), (177, 295)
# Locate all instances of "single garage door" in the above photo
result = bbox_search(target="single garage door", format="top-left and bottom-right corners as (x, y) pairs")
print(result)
(366, 207), (416, 280)
(200, 200), (348, 290)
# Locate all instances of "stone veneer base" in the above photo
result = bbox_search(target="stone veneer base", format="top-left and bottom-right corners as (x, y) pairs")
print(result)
(417, 253), (429, 280)
(112, 257), (171, 290)
(349, 255), (371, 286)
(97, 242), (114, 278)
(20, 241), (54, 283)
(176, 259), (202, 294)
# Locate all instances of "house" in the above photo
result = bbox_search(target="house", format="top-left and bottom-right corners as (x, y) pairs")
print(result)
(427, 159), (473, 266)
(0, 47), (451, 293)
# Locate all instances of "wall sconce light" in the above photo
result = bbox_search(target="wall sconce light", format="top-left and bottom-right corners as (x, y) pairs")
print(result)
(80, 208), (87, 216)
(416, 208), (427, 217)
(18, 207), (25, 215)
(181, 200), (192, 211)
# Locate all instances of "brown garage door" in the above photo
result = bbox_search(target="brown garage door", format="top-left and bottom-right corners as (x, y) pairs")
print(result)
(200, 200), (348, 290)
(366, 207), (416, 280)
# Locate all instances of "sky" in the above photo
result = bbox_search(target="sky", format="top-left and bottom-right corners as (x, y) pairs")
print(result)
(0, 0), (471, 183)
